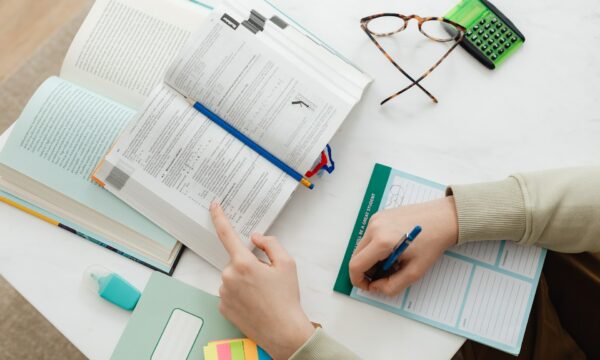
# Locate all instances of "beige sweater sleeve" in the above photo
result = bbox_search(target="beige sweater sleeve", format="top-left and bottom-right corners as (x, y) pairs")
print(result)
(447, 167), (600, 253)
(289, 329), (361, 360)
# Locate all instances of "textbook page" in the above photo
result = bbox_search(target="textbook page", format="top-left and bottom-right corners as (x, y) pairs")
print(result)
(164, 7), (354, 173)
(94, 5), (367, 268)
(334, 164), (546, 355)
(94, 84), (298, 269)
(60, 0), (211, 109)
(222, 0), (371, 103)
(0, 77), (180, 256)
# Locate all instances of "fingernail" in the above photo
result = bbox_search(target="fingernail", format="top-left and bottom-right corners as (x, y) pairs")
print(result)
(210, 201), (218, 210)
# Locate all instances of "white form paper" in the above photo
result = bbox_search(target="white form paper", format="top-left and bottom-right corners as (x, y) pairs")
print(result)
(350, 167), (546, 355)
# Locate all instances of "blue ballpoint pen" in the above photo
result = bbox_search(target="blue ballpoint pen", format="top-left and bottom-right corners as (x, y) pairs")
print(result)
(364, 225), (422, 282)
(184, 96), (314, 190)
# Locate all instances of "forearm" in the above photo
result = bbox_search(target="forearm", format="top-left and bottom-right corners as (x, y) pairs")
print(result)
(447, 167), (600, 253)
(290, 329), (361, 360)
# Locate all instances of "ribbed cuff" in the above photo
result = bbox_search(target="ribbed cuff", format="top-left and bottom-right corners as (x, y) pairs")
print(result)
(446, 177), (526, 244)
(289, 329), (361, 360)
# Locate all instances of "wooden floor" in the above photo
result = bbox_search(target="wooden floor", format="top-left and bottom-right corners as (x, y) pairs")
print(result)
(0, 0), (88, 81)
(0, 1), (89, 359)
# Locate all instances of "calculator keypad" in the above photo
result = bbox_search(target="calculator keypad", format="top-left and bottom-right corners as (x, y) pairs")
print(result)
(464, 14), (517, 63)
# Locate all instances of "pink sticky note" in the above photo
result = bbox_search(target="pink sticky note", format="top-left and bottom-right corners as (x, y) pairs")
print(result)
(216, 343), (232, 360)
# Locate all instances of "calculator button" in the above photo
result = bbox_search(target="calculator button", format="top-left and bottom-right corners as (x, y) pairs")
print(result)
(486, 50), (493, 55)
(479, 19), (486, 25)
(488, 39), (494, 45)
(495, 22), (502, 28)
(484, 23), (491, 29)
(498, 48), (505, 54)
(505, 42), (511, 48)
(491, 54), (498, 60)
(473, 25), (479, 31)
(466, 30), (473, 36)
(476, 40), (482, 45)
(507, 31), (513, 37)
(501, 27), (507, 33)
(471, 35), (478, 41)
(493, 43), (499, 49)
(481, 44), (488, 50)
(483, 34), (489, 39)
(511, 36), (518, 42)
(499, 38), (505, 43)
(491, 17), (498, 23)
(478, 29), (484, 35)
(494, 33), (501, 39)
(489, 28), (495, 34)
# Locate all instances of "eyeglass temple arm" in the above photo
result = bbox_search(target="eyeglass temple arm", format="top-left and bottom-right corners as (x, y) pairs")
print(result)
(380, 36), (464, 105)
(362, 28), (438, 103)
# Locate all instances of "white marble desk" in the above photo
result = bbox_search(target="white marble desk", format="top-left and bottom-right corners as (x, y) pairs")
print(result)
(2, 0), (600, 359)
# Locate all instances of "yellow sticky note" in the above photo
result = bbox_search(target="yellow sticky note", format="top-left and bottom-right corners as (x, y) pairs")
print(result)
(204, 344), (218, 360)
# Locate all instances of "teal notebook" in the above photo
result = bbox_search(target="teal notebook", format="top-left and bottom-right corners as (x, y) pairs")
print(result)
(334, 164), (546, 355)
(111, 272), (242, 360)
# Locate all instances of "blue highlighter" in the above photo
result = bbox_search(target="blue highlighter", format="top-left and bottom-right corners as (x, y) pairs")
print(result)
(83, 265), (141, 311)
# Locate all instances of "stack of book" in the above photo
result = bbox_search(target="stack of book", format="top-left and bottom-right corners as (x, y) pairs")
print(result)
(0, 0), (369, 273)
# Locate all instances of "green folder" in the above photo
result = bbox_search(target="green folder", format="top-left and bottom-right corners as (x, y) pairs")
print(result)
(111, 272), (243, 360)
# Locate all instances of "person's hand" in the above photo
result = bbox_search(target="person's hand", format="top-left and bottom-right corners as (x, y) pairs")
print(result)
(349, 197), (459, 296)
(210, 202), (314, 360)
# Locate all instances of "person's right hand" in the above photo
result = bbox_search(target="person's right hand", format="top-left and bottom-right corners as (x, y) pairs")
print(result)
(349, 197), (459, 296)
(210, 202), (314, 360)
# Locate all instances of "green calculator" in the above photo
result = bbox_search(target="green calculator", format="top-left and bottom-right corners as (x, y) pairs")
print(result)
(445, 0), (525, 69)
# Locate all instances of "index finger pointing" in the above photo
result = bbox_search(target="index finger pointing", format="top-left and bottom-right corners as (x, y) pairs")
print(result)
(210, 202), (251, 259)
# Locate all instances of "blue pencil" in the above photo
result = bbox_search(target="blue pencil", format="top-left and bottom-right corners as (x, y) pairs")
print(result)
(185, 97), (314, 190)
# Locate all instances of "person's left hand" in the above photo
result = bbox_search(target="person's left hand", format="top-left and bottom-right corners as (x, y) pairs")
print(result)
(210, 202), (315, 360)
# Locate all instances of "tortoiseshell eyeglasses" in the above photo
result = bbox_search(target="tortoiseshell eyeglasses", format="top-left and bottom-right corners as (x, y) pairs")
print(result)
(360, 14), (466, 105)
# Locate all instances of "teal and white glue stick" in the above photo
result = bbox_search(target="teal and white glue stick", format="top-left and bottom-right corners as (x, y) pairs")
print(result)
(83, 265), (140, 311)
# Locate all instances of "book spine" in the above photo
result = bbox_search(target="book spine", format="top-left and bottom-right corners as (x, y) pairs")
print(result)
(60, 222), (178, 275)
(0, 195), (179, 275)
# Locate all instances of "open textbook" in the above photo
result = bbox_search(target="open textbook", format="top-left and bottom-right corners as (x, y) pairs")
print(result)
(0, 0), (215, 273)
(93, 2), (371, 269)
(335, 164), (546, 355)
